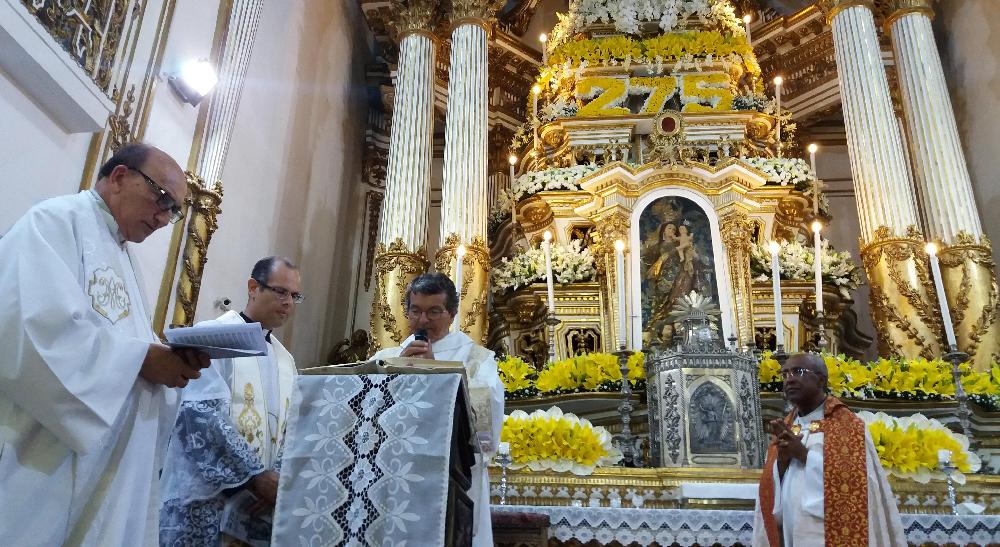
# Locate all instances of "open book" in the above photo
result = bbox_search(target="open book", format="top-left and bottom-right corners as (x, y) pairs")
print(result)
(164, 322), (268, 359)
(302, 357), (466, 376)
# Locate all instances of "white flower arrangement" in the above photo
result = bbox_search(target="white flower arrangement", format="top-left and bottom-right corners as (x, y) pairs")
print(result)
(501, 407), (623, 475)
(740, 156), (815, 186)
(492, 239), (596, 293)
(550, 0), (743, 48)
(539, 95), (580, 122)
(511, 164), (601, 200)
(750, 240), (862, 299)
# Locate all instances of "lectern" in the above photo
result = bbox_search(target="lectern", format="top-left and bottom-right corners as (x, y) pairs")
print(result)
(270, 370), (476, 546)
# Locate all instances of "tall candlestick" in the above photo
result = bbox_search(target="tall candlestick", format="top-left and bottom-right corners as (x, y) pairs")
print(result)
(769, 240), (785, 349)
(543, 230), (555, 314)
(540, 33), (548, 64)
(615, 240), (627, 349)
(926, 243), (957, 348)
(508, 155), (518, 223)
(812, 222), (823, 313)
(808, 143), (819, 214)
(532, 85), (541, 150)
(743, 14), (753, 48)
(773, 76), (783, 157)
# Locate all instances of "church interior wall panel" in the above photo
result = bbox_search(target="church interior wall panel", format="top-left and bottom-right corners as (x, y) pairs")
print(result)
(129, 0), (224, 306)
(194, 0), (373, 367)
(936, 0), (1000, 265)
(0, 67), (91, 232)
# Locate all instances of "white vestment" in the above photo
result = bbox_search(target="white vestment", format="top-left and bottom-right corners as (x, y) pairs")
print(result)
(160, 310), (297, 546)
(0, 190), (177, 546)
(372, 331), (505, 547)
(752, 406), (907, 547)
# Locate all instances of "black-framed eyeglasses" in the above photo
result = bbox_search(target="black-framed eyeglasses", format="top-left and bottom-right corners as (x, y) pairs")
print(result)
(260, 281), (305, 303)
(780, 367), (817, 379)
(406, 307), (446, 320)
(130, 167), (184, 224)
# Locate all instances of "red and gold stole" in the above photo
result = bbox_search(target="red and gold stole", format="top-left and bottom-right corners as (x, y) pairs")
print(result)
(758, 396), (868, 547)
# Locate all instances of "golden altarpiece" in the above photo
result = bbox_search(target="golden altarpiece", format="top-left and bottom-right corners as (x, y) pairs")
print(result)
(346, 1), (1000, 538)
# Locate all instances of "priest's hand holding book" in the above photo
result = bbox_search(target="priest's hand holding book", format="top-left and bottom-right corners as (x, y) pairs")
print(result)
(140, 344), (211, 388)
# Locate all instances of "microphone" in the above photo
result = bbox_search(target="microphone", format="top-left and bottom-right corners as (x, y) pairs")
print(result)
(414, 329), (428, 343)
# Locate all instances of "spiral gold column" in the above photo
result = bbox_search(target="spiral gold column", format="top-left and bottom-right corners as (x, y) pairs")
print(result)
(887, 0), (999, 368)
(720, 212), (755, 348)
(370, 2), (437, 353)
(819, 0), (942, 359)
(170, 172), (223, 328)
(436, 1), (502, 344)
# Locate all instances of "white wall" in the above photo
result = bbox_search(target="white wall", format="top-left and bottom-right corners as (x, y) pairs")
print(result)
(936, 0), (1000, 266)
(195, 0), (372, 367)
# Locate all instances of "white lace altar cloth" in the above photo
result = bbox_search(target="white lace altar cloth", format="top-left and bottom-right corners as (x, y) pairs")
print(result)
(491, 505), (1000, 545)
(272, 374), (463, 546)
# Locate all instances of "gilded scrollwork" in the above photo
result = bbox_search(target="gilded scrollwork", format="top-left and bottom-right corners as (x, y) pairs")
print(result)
(448, 0), (504, 27)
(108, 85), (137, 153)
(816, 0), (875, 23)
(860, 225), (942, 360)
(391, 0), (439, 37)
(435, 233), (490, 344)
(22, 0), (129, 93)
(370, 238), (429, 354)
(938, 231), (1000, 370)
(720, 212), (755, 347)
(170, 172), (224, 328)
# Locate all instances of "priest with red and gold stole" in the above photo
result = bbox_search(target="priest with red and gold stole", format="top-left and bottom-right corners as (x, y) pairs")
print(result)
(752, 353), (906, 547)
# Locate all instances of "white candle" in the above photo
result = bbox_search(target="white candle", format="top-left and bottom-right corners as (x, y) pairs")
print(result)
(454, 244), (466, 333)
(812, 221), (823, 313)
(532, 85), (541, 150)
(926, 243), (958, 348)
(508, 155), (518, 222)
(540, 33), (548, 64)
(808, 143), (819, 214)
(543, 230), (555, 314)
(743, 14), (753, 47)
(773, 76), (782, 157)
(770, 240), (785, 349)
(615, 240), (627, 349)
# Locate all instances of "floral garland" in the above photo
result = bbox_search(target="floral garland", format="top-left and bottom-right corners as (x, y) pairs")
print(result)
(511, 164), (601, 199)
(500, 407), (623, 475)
(548, 0), (744, 52)
(758, 352), (1000, 411)
(528, 352), (645, 395)
(860, 411), (981, 484)
(750, 240), (862, 299)
(497, 356), (539, 398)
(492, 239), (596, 294)
(740, 156), (814, 186)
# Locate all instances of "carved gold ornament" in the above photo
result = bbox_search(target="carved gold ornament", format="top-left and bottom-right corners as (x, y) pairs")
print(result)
(720, 212), (756, 347)
(816, 0), (876, 23)
(435, 233), (490, 344)
(938, 233), (999, 370)
(860, 226), (942, 360)
(171, 173), (223, 328)
(370, 239), (429, 354)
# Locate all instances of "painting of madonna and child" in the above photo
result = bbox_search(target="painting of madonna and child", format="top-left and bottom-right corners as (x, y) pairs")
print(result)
(639, 196), (722, 346)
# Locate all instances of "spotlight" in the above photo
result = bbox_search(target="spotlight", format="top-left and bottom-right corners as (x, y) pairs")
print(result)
(168, 59), (218, 106)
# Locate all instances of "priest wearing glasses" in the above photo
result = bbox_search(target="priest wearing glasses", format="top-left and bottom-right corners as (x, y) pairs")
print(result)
(752, 352), (906, 547)
(160, 256), (301, 546)
(371, 272), (505, 547)
(0, 143), (211, 546)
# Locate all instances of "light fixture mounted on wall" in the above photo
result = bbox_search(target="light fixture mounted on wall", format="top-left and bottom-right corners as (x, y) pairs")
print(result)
(167, 59), (219, 106)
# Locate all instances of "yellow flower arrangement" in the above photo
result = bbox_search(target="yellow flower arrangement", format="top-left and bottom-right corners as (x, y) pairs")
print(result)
(860, 411), (981, 484)
(500, 406), (623, 474)
(575, 77), (631, 117)
(497, 356), (538, 396)
(534, 352), (645, 394)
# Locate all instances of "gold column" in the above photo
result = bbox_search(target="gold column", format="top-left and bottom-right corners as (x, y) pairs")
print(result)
(170, 173), (224, 328)
(590, 210), (630, 349)
(435, 234), (490, 338)
(720, 211), (755, 347)
(436, 0), (503, 344)
(887, 0), (999, 369)
(939, 234), (1000, 368)
(371, 239), (429, 351)
(861, 227), (943, 360)
(369, 1), (438, 353)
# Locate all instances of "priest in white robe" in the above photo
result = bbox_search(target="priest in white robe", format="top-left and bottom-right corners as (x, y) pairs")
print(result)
(160, 257), (301, 546)
(371, 272), (505, 547)
(0, 144), (210, 546)
(752, 353), (906, 547)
